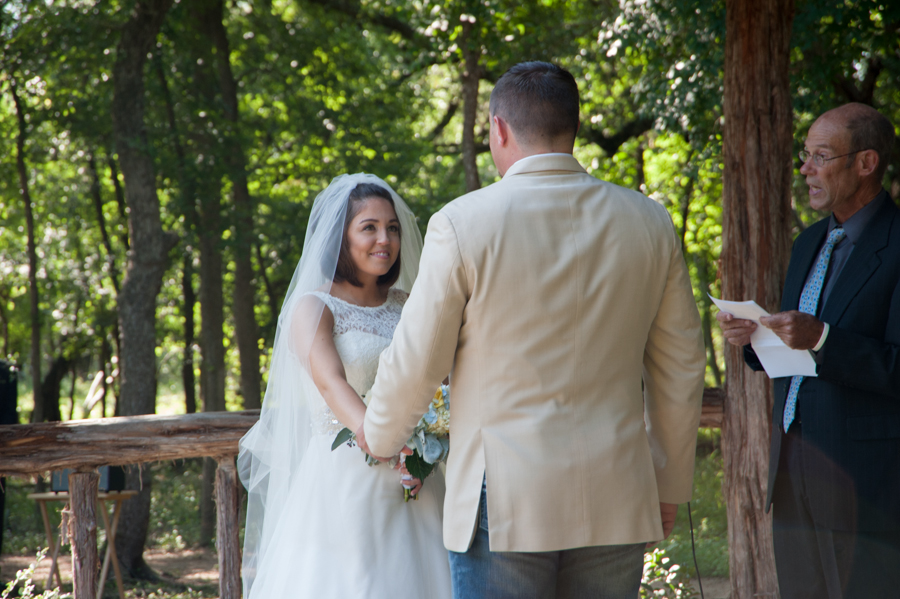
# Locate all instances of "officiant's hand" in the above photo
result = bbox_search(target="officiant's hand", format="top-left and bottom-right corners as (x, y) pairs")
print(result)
(759, 311), (824, 350)
(716, 311), (757, 346)
(354, 421), (392, 463)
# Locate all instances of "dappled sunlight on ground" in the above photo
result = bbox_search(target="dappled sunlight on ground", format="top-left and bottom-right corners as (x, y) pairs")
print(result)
(1, 547), (220, 592)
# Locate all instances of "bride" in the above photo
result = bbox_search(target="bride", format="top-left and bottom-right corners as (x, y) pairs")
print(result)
(238, 173), (452, 598)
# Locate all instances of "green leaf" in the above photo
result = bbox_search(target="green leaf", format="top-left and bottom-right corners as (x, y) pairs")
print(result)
(404, 450), (436, 481)
(331, 427), (354, 451)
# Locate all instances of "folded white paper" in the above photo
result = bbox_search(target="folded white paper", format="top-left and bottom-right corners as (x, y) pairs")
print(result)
(710, 296), (818, 378)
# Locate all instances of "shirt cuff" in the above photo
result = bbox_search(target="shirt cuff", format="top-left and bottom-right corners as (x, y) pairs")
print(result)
(812, 322), (829, 352)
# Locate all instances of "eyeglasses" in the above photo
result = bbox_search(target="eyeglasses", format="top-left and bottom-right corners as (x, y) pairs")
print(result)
(798, 149), (870, 168)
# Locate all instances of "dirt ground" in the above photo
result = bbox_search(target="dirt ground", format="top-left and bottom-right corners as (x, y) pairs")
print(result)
(0, 547), (220, 590)
(691, 577), (732, 598)
(2, 549), (733, 598)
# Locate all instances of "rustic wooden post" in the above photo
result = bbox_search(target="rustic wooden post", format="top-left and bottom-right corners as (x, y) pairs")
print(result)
(215, 456), (241, 599)
(69, 471), (99, 599)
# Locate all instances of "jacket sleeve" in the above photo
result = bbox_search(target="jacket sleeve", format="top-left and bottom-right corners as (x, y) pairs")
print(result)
(364, 211), (469, 457)
(743, 345), (766, 372)
(642, 222), (707, 504)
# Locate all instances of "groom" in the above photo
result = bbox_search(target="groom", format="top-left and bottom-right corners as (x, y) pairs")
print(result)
(360, 61), (706, 598)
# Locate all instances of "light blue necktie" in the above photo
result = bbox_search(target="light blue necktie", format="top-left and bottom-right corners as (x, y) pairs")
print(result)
(782, 226), (846, 433)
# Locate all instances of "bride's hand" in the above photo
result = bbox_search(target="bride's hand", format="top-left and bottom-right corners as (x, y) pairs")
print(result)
(354, 420), (392, 462)
(398, 447), (424, 498)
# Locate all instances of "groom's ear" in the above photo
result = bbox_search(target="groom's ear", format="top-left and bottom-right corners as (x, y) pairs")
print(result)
(492, 115), (510, 147)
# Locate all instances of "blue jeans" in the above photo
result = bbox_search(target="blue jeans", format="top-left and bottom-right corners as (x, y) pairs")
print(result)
(448, 480), (644, 599)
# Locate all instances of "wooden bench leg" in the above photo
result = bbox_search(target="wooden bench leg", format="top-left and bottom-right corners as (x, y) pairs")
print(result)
(37, 500), (63, 589)
(104, 499), (126, 599)
(96, 499), (126, 599)
(69, 472), (99, 599)
(50, 522), (64, 589)
(215, 457), (241, 599)
(97, 499), (111, 596)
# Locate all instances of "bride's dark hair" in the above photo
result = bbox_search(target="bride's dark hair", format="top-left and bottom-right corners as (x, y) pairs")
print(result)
(334, 183), (402, 288)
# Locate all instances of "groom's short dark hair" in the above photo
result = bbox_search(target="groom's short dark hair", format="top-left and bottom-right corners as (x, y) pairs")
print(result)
(489, 62), (579, 146)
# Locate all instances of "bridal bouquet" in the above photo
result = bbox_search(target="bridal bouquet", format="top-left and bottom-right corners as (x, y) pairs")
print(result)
(401, 384), (451, 500)
(332, 384), (450, 501)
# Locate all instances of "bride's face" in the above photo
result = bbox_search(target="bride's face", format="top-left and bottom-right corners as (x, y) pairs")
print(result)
(345, 197), (401, 280)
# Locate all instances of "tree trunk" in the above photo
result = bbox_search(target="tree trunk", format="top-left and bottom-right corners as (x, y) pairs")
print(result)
(183, 254), (197, 414)
(202, 0), (261, 410)
(9, 78), (42, 424)
(180, 2), (228, 547)
(695, 253), (723, 388)
(0, 296), (9, 357)
(107, 156), (130, 251)
(635, 134), (646, 193)
(40, 355), (68, 423)
(154, 54), (199, 416)
(198, 181), (226, 545)
(109, 0), (175, 580)
(88, 153), (121, 294)
(721, 1), (794, 598)
(460, 19), (481, 193)
(254, 241), (280, 328)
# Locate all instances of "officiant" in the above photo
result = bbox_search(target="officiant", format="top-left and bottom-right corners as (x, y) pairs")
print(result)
(718, 103), (900, 599)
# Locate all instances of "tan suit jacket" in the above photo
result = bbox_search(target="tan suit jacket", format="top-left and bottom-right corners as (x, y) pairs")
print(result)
(364, 153), (706, 552)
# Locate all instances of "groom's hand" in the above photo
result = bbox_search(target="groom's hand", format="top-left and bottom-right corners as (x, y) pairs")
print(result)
(646, 502), (679, 548)
(354, 421), (392, 463)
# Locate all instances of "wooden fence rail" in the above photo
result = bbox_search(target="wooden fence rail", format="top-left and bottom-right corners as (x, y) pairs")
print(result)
(0, 392), (725, 599)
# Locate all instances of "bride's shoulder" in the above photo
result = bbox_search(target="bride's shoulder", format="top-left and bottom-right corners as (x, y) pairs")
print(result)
(293, 291), (337, 323)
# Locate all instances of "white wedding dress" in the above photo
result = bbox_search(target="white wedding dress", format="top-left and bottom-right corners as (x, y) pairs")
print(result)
(246, 288), (452, 598)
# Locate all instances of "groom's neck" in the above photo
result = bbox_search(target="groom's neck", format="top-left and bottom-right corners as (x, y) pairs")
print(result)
(517, 135), (575, 159)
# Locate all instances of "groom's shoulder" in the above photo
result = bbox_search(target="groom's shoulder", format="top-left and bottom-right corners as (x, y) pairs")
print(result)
(436, 183), (503, 222)
(585, 175), (674, 224)
(434, 170), (668, 227)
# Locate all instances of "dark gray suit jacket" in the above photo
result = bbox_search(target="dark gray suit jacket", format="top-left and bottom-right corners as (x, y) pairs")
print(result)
(745, 193), (900, 531)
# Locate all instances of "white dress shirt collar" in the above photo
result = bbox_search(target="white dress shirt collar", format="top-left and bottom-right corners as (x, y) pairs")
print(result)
(503, 153), (587, 178)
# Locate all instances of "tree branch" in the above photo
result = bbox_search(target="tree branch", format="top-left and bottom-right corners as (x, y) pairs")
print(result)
(427, 101), (459, 141)
(829, 57), (883, 106)
(579, 117), (655, 156)
(434, 142), (490, 156)
(304, 0), (428, 47)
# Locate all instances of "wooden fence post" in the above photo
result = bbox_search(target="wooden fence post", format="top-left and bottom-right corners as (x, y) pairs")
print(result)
(69, 470), (99, 599)
(215, 456), (241, 599)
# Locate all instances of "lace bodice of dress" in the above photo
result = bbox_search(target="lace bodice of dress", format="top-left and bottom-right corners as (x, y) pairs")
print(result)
(307, 288), (406, 435)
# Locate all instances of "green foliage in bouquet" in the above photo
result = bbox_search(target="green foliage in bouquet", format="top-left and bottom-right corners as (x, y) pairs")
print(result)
(331, 427), (354, 451)
(403, 448), (437, 482)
